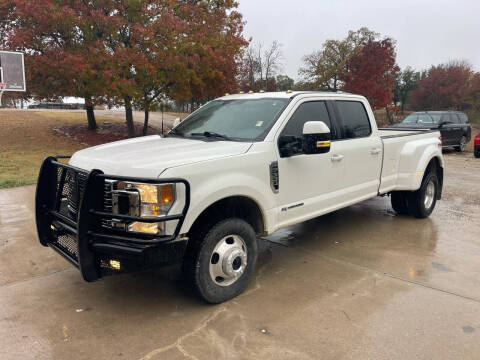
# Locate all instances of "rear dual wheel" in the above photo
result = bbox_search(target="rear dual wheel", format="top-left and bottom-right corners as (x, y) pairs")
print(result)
(391, 172), (438, 218)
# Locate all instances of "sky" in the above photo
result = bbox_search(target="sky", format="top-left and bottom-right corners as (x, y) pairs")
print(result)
(237, 0), (480, 81)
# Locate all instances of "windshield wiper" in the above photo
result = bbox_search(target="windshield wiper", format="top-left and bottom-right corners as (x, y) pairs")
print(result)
(190, 131), (232, 141)
(166, 128), (184, 137)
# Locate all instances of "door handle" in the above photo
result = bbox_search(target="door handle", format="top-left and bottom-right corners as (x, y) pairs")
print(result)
(331, 154), (344, 162)
(371, 148), (382, 155)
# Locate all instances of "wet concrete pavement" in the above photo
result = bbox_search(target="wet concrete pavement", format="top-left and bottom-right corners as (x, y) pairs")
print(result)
(1, 152), (480, 359)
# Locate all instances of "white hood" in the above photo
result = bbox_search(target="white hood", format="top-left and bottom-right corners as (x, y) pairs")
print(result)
(69, 135), (252, 177)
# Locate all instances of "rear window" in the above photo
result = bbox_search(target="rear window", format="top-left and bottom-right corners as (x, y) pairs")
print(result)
(335, 101), (371, 139)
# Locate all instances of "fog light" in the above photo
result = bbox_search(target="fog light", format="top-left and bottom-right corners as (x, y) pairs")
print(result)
(128, 221), (164, 235)
(109, 260), (121, 270)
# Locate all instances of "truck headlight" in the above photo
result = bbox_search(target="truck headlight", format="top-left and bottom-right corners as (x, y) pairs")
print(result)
(134, 184), (175, 217)
(111, 182), (176, 235)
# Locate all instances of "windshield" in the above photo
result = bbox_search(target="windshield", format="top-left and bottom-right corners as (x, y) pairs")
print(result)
(171, 98), (289, 141)
(401, 114), (418, 123)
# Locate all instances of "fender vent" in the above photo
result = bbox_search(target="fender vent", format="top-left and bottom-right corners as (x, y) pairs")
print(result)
(270, 161), (279, 193)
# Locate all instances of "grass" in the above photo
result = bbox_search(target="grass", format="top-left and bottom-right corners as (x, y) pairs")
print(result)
(0, 110), (123, 188)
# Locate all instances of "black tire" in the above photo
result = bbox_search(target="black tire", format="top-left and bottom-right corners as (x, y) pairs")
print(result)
(455, 136), (467, 152)
(182, 218), (258, 304)
(407, 172), (439, 218)
(475, 147), (480, 158)
(391, 191), (409, 215)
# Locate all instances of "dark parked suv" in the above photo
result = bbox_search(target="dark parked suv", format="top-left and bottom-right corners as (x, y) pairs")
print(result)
(393, 111), (472, 152)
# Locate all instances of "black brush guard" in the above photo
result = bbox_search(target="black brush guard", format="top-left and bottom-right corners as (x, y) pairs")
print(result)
(35, 156), (190, 281)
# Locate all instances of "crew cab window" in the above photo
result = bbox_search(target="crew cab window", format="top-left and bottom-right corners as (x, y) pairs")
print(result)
(281, 101), (333, 138)
(335, 101), (371, 139)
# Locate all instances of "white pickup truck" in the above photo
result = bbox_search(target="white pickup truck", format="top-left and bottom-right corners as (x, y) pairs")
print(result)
(36, 91), (444, 303)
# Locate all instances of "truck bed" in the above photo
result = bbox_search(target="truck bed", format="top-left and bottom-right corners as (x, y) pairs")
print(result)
(378, 128), (441, 195)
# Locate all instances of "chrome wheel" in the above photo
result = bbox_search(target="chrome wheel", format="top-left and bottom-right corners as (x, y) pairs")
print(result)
(209, 234), (247, 286)
(424, 180), (435, 210)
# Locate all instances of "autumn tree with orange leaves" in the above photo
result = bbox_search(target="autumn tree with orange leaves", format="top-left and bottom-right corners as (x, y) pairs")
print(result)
(410, 61), (472, 110)
(341, 38), (400, 121)
(1, 0), (247, 136)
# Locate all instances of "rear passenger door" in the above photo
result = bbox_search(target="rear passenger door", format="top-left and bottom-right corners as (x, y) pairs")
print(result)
(332, 100), (383, 203)
(458, 113), (471, 141)
(438, 113), (453, 145)
(450, 113), (463, 143)
(442, 113), (460, 145)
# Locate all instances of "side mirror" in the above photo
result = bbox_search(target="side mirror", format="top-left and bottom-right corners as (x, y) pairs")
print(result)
(173, 117), (181, 128)
(302, 121), (331, 154)
(278, 135), (301, 158)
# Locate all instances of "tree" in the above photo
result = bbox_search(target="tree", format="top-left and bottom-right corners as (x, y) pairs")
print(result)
(240, 44), (261, 90)
(394, 67), (421, 113)
(173, 0), (247, 107)
(341, 38), (400, 120)
(263, 40), (283, 90)
(299, 27), (378, 90)
(2, 0), (247, 137)
(276, 74), (294, 91)
(410, 61), (472, 110)
(2, 0), (117, 129)
(239, 40), (283, 92)
(465, 72), (480, 111)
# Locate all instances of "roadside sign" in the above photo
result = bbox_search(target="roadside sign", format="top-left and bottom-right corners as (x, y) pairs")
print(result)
(0, 51), (26, 92)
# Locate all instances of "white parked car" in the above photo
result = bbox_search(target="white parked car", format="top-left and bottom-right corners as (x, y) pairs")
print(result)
(36, 91), (444, 303)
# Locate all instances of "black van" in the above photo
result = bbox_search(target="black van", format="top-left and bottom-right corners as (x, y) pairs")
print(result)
(392, 111), (471, 152)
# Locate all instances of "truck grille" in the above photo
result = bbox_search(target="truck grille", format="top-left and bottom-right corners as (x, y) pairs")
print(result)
(55, 167), (88, 219)
(52, 234), (79, 261)
(52, 166), (88, 261)
(66, 171), (88, 218)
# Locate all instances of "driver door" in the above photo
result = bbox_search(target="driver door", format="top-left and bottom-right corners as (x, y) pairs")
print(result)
(276, 100), (346, 227)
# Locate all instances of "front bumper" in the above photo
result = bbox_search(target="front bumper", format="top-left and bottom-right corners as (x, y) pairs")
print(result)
(35, 156), (190, 281)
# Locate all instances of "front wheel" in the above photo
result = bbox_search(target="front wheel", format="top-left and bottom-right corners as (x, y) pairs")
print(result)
(183, 218), (258, 304)
(407, 172), (439, 218)
(455, 136), (467, 152)
(475, 147), (480, 158)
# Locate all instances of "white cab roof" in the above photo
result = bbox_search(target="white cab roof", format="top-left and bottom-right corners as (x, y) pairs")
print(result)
(218, 91), (365, 101)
